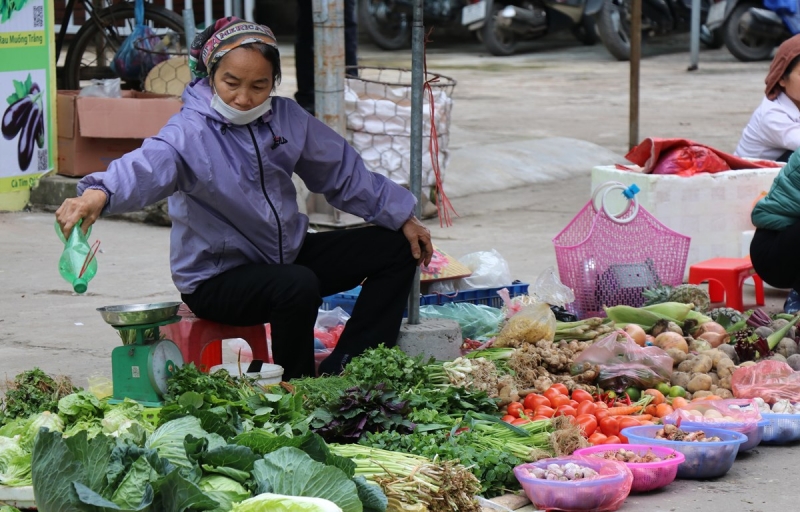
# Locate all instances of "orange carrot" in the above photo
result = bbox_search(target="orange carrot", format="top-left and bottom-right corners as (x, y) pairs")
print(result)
(635, 414), (653, 421)
(670, 397), (689, 409)
(606, 405), (643, 416)
(645, 404), (658, 416)
(655, 403), (674, 418)
(643, 389), (665, 405)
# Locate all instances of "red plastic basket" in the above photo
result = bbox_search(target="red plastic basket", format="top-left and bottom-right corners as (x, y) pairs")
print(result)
(553, 182), (690, 319)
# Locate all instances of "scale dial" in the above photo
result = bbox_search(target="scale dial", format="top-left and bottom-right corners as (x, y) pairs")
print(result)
(149, 340), (184, 396)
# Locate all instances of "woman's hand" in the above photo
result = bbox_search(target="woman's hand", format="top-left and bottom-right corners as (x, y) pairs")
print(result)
(401, 215), (433, 267)
(55, 189), (107, 240)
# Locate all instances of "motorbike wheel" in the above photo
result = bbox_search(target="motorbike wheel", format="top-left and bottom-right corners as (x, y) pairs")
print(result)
(482, 2), (519, 56)
(722, 2), (776, 61)
(595, 0), (632, 61)
(572, 16), (599, 46)
(359, 0), (411, 50)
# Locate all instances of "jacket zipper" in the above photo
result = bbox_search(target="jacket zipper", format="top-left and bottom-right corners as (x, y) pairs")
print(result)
(247, 124), (284, 264)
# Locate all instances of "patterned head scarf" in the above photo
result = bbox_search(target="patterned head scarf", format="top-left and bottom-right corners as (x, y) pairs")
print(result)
(765, 34), (800, 101)
(189, 17), (278, 79)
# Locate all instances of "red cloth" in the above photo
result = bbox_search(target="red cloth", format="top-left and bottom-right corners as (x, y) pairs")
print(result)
(624, 138), (782, 176)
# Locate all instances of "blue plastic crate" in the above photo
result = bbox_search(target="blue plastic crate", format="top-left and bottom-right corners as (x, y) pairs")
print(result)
(322, 282), (529, 316)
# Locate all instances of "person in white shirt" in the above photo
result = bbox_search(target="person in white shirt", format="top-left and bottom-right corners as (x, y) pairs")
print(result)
(736, 35), (800, 163)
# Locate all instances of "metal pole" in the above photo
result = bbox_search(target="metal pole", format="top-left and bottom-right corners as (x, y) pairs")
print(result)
(688, 0), (701, 70)
(629, 0), (641, 151)
(407, 0), (424, 325)
(313, 0), (346, 135)
(182, 0), (196, 47)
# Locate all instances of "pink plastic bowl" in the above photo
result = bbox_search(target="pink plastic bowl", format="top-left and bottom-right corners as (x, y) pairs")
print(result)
(573, 444), (685, 493)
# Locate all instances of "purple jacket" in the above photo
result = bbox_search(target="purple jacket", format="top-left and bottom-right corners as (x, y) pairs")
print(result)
(78, 80), (416, 294)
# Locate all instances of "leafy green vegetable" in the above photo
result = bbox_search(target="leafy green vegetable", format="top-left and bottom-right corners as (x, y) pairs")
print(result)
(58, 391), (105, 422)
(145, 416), (208, 469)
(252, 447), (362, 512)
(0, 506), (23, 512)
(109, 456), (155, 509)
(0, 436), (30, 486)
(165, 363), (252, 404)
(1, 0), (29, 25)
(1, 368), (76, 422)
(291, 375), (358, 412)
(361, 429), (523, 498)
(352, 477), (387, 512)
(310, 383), (413, 443)
(21, 411), (64, 449)
(100, 401), (151, 438)
(231, 493), (343, 512)
(342, 345), (429, 390)
(198, 475), (250, 512)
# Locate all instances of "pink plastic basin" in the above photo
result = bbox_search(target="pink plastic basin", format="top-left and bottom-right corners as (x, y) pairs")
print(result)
(573, 444), (685, 493)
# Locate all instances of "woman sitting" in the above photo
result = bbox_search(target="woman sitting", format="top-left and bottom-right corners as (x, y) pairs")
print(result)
(736, 35), (800, 163)
(54, 18), (433, 379)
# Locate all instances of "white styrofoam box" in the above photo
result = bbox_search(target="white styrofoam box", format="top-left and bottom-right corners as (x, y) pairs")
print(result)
(591, 166), (780, 277)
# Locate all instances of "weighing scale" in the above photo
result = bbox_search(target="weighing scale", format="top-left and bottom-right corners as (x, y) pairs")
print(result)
(97, 302), (184, 407)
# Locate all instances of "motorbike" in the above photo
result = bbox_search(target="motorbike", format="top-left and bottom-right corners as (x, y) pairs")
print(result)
(461, 0), (599, 56)
(709, 0), (797, 61)
(359, 0), (474, 50)
(590, 0), (725, 61)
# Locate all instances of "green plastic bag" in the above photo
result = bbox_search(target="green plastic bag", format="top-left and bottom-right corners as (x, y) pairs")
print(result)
(419, 303), (504, 340)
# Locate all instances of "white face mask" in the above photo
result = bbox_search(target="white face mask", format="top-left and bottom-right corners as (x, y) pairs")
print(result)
(211, 92), (272, 125)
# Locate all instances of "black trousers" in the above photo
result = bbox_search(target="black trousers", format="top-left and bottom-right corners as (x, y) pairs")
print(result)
(295, 0), (359, 113)
(751, 223), (800, 291)
(181, 227), (417, 380)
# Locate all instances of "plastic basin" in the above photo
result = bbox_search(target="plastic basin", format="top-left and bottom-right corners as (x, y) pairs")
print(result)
(573, 444), (685, 493)
(760, 413), (800, 445)
(664, 420), (767, 452)
(513, 458), (632, 511)
(621, 425), (747, 479)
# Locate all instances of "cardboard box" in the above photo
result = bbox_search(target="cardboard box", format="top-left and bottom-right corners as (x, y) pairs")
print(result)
(591, 165), (780, 277)
(57, 90), (182, 177)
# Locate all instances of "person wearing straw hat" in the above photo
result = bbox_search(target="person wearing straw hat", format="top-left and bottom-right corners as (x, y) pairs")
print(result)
(54, 17), (433, 380)
(736, 35), (800, 163)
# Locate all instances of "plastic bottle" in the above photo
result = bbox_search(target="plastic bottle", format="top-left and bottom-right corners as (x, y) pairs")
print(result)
(55, 220), (97, 294)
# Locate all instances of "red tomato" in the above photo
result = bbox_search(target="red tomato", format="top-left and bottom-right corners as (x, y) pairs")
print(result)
(576, 414), (598, 436)
(531, 415), (550, 422)
(599, 417), (620, 437)
(523, 394), (550, 411)
(576, 401), (597, 416)
(571, 389), (594, 403)
(594, 409), (609, 421)
(511, 418), (531, 426)
(602, 435), (622, 445)
(507, 402), (524, 419)
(523, 409), (534, 418)
(501, 415), (516, 423)
(569, 400), (579, 408)
(543, 388), (561, 407)
(550, 395), (571, 408)
(595, 401), (609, 409)
(555, 405), (577, 417)
(618, 417), (641, 432)
(550, 383), (569, 396)
(535, 406), (555, 418)
(588, 432), (608, 445)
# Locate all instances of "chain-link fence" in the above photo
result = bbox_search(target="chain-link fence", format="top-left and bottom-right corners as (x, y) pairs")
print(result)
(345, 67), (457, 198)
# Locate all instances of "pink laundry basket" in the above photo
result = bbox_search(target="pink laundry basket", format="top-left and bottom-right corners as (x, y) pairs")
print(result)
(553, 182), (690, 319)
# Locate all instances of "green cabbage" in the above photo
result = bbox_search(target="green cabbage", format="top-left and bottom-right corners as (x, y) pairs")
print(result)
(102, 400), (146, 435)
(199, 475), (250, 511)
(58, 391), (105, 422)
(144, 416), (208, 468)
(231, 493), (343, 512)
(0, 436), (31, 487)
(64, 418), (104, 440)
(21, 411), (64, 449)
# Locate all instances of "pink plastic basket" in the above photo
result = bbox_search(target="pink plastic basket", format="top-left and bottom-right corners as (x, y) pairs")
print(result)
(553, 182), (690, 318)
(573, 444), (685, 493)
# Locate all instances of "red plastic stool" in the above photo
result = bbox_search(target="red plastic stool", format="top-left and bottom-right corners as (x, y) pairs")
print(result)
(688, 257), (765, 311)
(160, 304), (271, 373)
